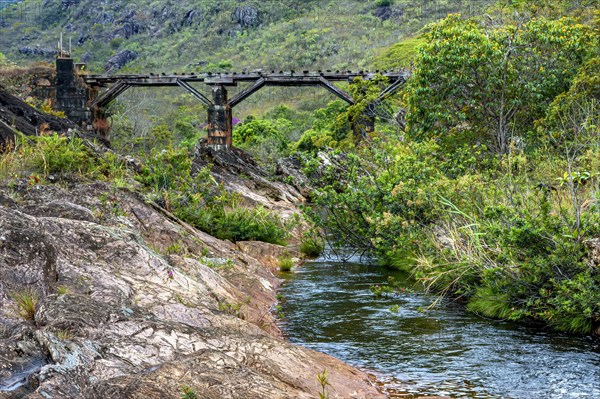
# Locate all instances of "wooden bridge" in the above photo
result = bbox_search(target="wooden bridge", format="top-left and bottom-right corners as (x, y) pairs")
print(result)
(55, 58), (407, 149)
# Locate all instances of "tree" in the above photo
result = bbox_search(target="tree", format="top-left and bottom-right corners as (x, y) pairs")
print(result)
(404, 14), (592, 154)
(543, 57), (600, 242)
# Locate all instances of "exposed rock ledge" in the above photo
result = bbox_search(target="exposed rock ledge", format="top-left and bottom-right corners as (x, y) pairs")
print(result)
(0, 179), (383, 398)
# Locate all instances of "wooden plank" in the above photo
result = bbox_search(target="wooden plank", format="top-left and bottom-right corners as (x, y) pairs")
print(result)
(318, 77), (354, 104)
(228, 77), (266, 107)
(91, 80), (130, 107)
(176, 79), (212, 106)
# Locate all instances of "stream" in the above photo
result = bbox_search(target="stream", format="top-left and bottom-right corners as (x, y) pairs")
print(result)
(278, 255), (600, 399)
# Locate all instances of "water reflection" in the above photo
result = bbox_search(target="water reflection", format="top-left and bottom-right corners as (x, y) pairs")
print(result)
(278, 259), (600, 399)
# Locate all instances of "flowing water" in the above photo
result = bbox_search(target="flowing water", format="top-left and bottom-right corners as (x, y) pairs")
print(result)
(278, 256), (600, 399)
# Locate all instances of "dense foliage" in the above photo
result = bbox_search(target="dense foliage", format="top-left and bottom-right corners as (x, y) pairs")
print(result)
(298, 9), (600, 334)
(404, 14), (592, 154)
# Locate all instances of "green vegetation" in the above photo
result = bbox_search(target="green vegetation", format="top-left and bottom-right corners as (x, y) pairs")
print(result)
(317, 369), (330, 399)
(404, 14), (592, 154)
(299, 230), (325, 258)
(10, 288), (39, 320)
(374, 36), (426, 70)
(0, 133), (126, 181)
(56, 286), (70, 295)
(136, 146), (289, 244)
(298, 6), (600, 334)
(0, 1), (495, 73)
(180, 385), (198, 399)
(0, 52), (12, 67)
(0, 134), (288, 246)
(278, 256), (295, 272)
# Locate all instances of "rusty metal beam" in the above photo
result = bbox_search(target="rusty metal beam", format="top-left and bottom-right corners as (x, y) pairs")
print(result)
(318, 77), (354, 105)
(228, 77), (266, 108)
(176, 79), (212, 107)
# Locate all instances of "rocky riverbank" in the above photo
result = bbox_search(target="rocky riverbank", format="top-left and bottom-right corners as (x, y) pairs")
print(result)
(0, 139), (384, 398)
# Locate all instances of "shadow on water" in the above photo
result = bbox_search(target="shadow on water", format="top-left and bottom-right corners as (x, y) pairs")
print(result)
(278, 256), (600, 399)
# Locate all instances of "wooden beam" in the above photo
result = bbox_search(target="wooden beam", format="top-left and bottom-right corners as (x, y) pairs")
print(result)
(82, 71), (408, 87)
(176, 79), (212, 106)
(91, 80), (130, 108)
(318, 77), (354, 105)
(375, 77), (406, 103)
(228, 78), (266, 108)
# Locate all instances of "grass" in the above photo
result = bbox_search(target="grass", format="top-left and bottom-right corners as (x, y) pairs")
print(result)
(56, 329), (73, 340)
(10, 288), (39, 320)
(180, 385), (198, 399)
(0, 132), (127, 182)
(278, 256), (294, 272)
(56, 285), (70, 295)
(317, 369), (330, 399)
(299, 232), (325, 258)
(218, 300), (244, 319)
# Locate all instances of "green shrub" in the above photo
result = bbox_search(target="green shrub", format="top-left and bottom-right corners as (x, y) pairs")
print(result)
(175, 201), (288, 245)
(278, 256), (294, 272)
(299, 230), (324, 258)
(137, 151), (288, 245)
(0, 133), (125, 181)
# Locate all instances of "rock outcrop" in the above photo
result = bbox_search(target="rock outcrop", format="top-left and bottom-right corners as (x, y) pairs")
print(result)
(0, 87), (78, 148)
(0, 177), (383, 398)
(193, 140), (305, 208)
(232, 6), (260, 28)
(17, 47), (58, 58)
(105, 50), (137, 72)
(586, 238), (600, 269)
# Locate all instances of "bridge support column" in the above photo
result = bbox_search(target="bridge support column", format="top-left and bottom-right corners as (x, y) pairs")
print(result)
(352, 113), (375, 142)
(55, 57), (92, 126)
(207, 85), (232, 150)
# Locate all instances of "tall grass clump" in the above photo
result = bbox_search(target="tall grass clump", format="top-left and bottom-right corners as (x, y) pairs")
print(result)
(10, 288), (39, 320)
(299, 230), (325, 258)
(0, 132), (126, 181)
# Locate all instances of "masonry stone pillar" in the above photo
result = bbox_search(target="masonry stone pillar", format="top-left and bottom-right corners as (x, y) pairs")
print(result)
(206, 85), (233, 150)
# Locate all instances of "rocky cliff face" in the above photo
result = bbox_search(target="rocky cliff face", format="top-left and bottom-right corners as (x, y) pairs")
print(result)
(0, 173), (383, 398)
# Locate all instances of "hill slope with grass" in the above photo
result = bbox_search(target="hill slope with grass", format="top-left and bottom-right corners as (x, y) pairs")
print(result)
(0, 0), (495, 73)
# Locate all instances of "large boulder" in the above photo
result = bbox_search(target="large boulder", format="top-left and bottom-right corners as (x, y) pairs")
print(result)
(105, 50), (137, 72)
(232, 6), (259, 28)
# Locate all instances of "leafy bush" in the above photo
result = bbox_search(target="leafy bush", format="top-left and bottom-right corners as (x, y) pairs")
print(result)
(136, 148), (289, 244)
(0, 132), (125, 181)
(175, 200), (288, 244)
(405, 14), (592, 154)
(299, 230), (325, 258)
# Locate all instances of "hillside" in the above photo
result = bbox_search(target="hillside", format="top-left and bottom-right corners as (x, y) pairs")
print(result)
(0, 0), (496, 73)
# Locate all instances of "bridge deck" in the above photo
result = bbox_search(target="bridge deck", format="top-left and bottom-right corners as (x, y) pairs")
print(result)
(83, 70), (407, 87)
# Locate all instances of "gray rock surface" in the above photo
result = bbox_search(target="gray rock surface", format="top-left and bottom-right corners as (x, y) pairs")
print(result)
(232, 6), (259, 28)
(105, 50), (137, 72)
(0, 180), (383, 399)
